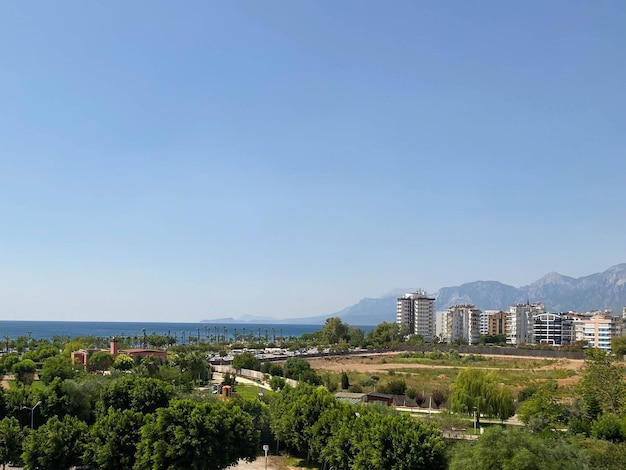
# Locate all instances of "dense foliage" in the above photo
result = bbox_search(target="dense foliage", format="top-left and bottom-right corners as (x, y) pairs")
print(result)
(1, 326), (626, 469)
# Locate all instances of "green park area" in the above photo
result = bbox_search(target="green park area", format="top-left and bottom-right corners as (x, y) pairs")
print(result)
(0, 321), (624, 469)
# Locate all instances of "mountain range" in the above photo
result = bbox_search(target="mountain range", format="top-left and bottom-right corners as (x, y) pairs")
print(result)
(202, 263), (626, 326)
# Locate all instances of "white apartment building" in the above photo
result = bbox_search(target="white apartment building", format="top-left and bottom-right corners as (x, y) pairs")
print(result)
(435, 311), (447, 342)
(438, 304), (481, 345)
(582, 311), (621, 352)
(481, 310), (499, 336)
(506, 302), (545, 345)
(396, 290), (435, 342)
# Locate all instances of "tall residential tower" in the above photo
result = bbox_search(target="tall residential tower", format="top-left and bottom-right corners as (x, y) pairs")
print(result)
(396, 290), (435, 342)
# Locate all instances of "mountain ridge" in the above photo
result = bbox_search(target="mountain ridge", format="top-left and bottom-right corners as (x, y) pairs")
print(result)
(202, 264), (626, 325)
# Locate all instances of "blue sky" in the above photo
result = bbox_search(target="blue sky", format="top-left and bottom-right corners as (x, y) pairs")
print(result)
(1, 1), (624, 322)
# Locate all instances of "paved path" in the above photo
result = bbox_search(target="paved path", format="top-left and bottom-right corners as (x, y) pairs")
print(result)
(231, 456), (279, 469)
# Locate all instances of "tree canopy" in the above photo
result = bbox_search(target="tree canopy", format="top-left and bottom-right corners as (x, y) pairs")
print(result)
(135, 399), (258, 470)
(450, 368), (514, 422)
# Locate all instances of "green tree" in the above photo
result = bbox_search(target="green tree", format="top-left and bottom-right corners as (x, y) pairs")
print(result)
(174, 350), (210, 384)
(341, 371), (350, 390)
(591, 413), (626, 442)
(12, 359), (36, 385)
(517, 380), (567, 432)
(232, 351), (261, 371)
(579, 349), (626, 418)
(347, 326), (365, 347)
(112, 353), (134, 371)
(39, 355), (74, 385)
(87, 351), (114, 373)
(22, 415), (89, 470)
(368, 322), (403, 346)
(269, 383), (337, 454)
(323, 408), (446, 470)
(321, 317), (350, 345)
(269, 376), (286, 391)
(310, 402), (356, 465)
(39, 377), (95, 424)
(450, 368), (514, 423)
(377, 378), (407, 395)
(449, 426), (590, 470)
(611, 336), (626, 357)
(407, 334), (426, 346)
(98, 376), (174, 416)
(283, 357), (313, 380)
(0, 417), (24, 469)
(84, 408), (147, 470)
(134, 399), (258, 470)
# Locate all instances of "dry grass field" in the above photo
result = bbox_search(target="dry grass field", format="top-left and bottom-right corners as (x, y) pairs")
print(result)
(308, 352), (585, 399)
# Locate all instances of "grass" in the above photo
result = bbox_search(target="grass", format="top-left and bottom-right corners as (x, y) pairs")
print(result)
(8, 379), (46, 391)
(322, 356), (579, 401)
(282, 456), (319, 469)
(235, 383), (267, 400)
(390, 353), (558, 369)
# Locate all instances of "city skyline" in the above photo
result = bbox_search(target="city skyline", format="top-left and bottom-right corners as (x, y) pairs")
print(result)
(1, 2), (625, 322)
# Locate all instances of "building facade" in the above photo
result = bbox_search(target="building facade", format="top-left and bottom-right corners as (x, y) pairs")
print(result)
(488, 311), (507, 336)
(506, 302), (545, 345)
(439, 304), (481, 345)
(396, 290), (435, 342)
(582, 312), (621, 351)
(532, 312), (574, 346)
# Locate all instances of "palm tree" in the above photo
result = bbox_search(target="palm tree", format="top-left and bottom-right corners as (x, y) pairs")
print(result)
(196, 328), (200, 345)
(272, 328), (276, 342)
(181, 331), (185, 345)
(180, 350), (209, 385)
(223, 326), (227, 343)
(4, 335), (9, 353)
(142, 329), (147, 348)
(264, 328), (269, 342)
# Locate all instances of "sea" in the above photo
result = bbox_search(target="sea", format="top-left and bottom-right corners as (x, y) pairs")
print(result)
(0, 320), (332, 342)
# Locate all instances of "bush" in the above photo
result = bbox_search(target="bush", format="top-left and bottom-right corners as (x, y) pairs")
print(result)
(517, 385), (539, 402)
(591, 414), (626, 442)
(269, 376), (286, 391)
(432, 389), (446, 407)
(378, 378), (407, 395)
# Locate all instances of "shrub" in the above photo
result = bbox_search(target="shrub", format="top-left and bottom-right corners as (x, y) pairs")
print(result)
(432, 389), (446, 407)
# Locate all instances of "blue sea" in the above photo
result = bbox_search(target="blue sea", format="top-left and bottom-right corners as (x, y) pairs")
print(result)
(0, 321), (328, 342)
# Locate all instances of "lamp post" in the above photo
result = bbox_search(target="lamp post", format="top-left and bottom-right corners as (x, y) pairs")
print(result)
(263, 444), (269, 470)
(472, 406), (477, 434)
(22, 400), (42, 429)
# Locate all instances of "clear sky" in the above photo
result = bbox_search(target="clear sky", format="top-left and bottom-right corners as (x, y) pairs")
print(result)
(1, 1), (624, 322)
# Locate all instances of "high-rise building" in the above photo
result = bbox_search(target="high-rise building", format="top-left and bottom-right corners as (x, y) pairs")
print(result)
(582, 312), (621, 351)
(488, 311), (507, 336)
(532, 312), (574, 346)
(396, 290), (435, 342)
(481, 310), (499, 335)
(506, 302), (545, 345)
(439, 304), (481, 345)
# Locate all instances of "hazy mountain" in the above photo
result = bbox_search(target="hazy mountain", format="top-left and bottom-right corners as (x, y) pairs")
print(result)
(202, 264), (626, 326)
(434, 281), (522, 311)
(324, 263), (626, 325)
(520, 263), (626, 313)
